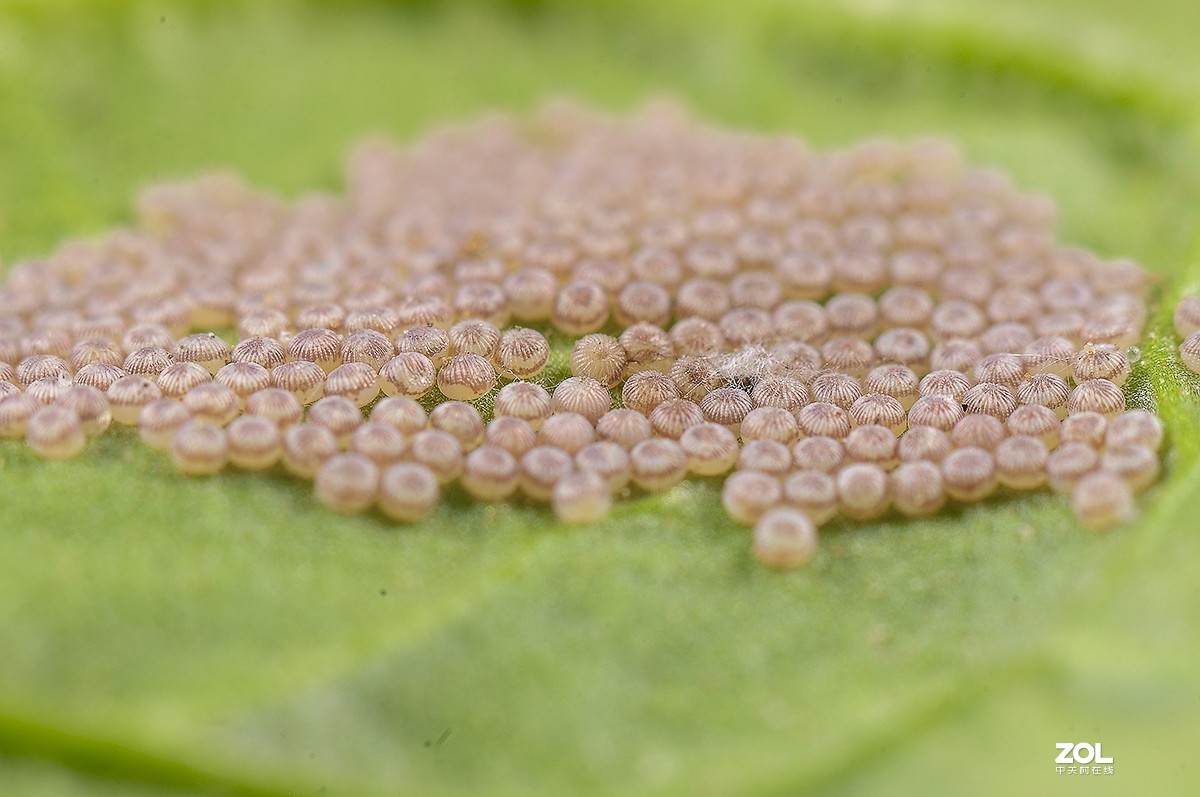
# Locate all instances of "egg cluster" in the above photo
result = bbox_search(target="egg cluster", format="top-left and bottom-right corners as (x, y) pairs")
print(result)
(0, 100), (1171, 568)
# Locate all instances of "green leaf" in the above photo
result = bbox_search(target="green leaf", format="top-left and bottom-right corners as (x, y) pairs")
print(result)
(2, 2), (1199, 795)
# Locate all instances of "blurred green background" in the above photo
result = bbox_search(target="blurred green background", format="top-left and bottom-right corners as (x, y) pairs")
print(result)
(2, 1), (1200, 795)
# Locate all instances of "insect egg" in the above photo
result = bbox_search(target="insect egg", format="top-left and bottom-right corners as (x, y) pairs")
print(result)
(750, 375), (809, 412)
(878, 286), (934, 329)
(717, 308), (773, 348)
(752, 508), (819, 569)
(864, 364), (920, 409)
(503, 268), (557, 322)
(226, 415), (283, 470)
(107, 376), (162, 425)
(849, 393), (906, 434)
(890, 460), (947, 517)
(648, 398), (707, 439)
(845, 424), (898, 468)
(1067, 379), (1126, 418)
(907, 394), (964, 432)
(722, 470), (784, 525)
(962, 382), (1017, 420)
(485, 416), (538, 457)
(428, 401), (486, 450)
(121, 323), (175, 355)
(395, 325), (450, 367)
(71, 363), (126, 393)
(345, 305), (400, 337)
(994, 435), (1049, 489)
(0, 394), (41, 439)
(973, 353), (1025, 389)
(669, 355), (726, 401)
(238, 307), (291, 340)
(941, 447), (997, 501)
(537, 412), (595, 454)
(737, 439), (793, 478)
(551, 470), (613, 524)
(1046, 442), (1100, 495)
(873, 327), (931, 371)
(448, 319), (501, 358)
(979, 322), (1034, 356)
(461, 445), (520, 500)
(574, 441), (632, 493)
(138, 399), (192, 450)
(157, 361), (213, 400)
(123, 346), (175, 380)
(295, 302), (348, 333)
(1015, 373), (1071, 419)
(407, 429), (465, 484)
(794, 402), (850, 440)
(55, 385), (112, 436)
(668, 317), (725, 356)
(1173, 295), (1200, 338)
(595, 408), (653, 449)
(214, 362), (271, 407)
(551, 376), (612, 424)
(1022, 336), (1075, 378)
(629, 437), (688, 493)
(25, 376), (72, 405)
(378, 462), (440, 523)
(494, 327), (550, 379)
(306, 395), (364, 446)
(518, 445), (575, 502)
(552, 280), (609, 335)
(315, 453), (379, 513)
(25, 405), (87, 460)
(699, 386), (754, 433)
(1100, 444), (1160, 492)
(493, 381), (552, 429)
(781, 470), (838, 524)
(340, 329), (395, 371)
(928, 338), (983, 374)
(836, 462), (890, 520)
(1105, 409), (1163, 451)
(1072, 343), (1131, 386)
(810, 372), (863, 411)
(729, 271), (782, 310)
(70, 338), (124, 371)
(1072, 471), (1134, 530)
(820, 337), (875, 377)
(620, 322), (675, 373)
(232, 337), (287, 370)
(677, 422), (739, 476)
(271, 360), (327, 405)
(570, 334), (628, 388)
(175, 332), (231, 374)
(675, 278), (731, 322)
(397, 295), (454, 329)
(324, 362), (381, 408)
(1180, 330), (1200, 373)
(170, 420), (230, 476)
(288, 328), (343, 373)
(437, 353), (497, 402)
(349, 422), (407, 467)
(788, 437), (842, 474)
(622, 370), (681, 416)
(369, 396), (427, 437)
(378, 352), (436, 400)
(182, 382), (241, 426)
(16, 354), (71, 388)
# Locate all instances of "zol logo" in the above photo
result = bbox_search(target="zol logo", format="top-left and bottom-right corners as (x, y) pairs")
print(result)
(1055, 742), (1115, 776)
